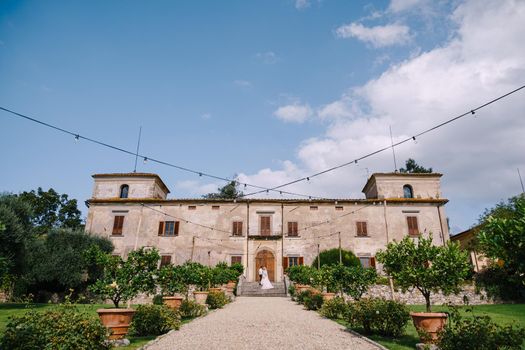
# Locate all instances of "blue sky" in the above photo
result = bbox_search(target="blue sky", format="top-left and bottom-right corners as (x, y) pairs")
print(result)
(1, 0), (524, 233)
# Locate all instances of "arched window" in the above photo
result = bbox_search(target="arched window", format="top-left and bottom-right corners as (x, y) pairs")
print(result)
(403, 184), (413, 199)
(120, 184), (129, 199)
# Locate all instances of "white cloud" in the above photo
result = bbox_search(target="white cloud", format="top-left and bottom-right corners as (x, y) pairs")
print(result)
(201, 113), (212, 120)
(388, 0), (424, 13)
(274, 103), (313, 123)
(336, 22), (412, 47)
(255, 51), (278, 64)
(233, 0), (525, 232)
(233, 80), (252, 87)
(295, 0), (310, 9)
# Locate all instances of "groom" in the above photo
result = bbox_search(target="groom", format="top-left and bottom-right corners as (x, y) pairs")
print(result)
(258, 266), (263, 286)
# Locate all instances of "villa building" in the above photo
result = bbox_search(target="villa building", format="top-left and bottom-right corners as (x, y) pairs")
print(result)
(85, 172), (450, 282)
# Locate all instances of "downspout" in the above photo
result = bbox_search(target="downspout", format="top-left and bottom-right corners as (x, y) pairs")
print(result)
(281, 203), (284, 283)
(437, 204), (446, 245)
(383, 200), (395, 301)
(133, 204), (144, 250)
(246, 201), (250, 281)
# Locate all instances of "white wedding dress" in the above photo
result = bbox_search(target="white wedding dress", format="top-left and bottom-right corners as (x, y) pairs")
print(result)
(260, 270), (274, 289)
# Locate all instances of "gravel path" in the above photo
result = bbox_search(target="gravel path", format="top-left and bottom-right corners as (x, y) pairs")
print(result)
(145, 297), (381, 350)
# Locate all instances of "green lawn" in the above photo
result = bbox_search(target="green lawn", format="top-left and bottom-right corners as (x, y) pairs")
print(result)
(0, 303), (160, 350)
(336, 304), (525, 350)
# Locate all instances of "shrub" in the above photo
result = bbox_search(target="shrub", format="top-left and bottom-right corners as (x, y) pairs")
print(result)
(287, 265), (316, 285)
(296, 289), (314, 304)
(0, 305), (110, 350)
(303, 292), (324, 311)
(288, 284), (296, 298)
(311, 248), (360, 268)
(152, 294), (164, 305)
(130, 304), (180, 336)
(346, 298), (410, 337)
(320, 297), (349, 319)
(438, 313), (525, 350)
(475, 265), (525, 301)
(178, 299), (207, 319)
(206, 290), (229, 309)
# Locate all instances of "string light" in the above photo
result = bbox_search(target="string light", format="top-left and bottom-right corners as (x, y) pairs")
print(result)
(2, 84), (524, 200)
(74, 134), (79, 142)
(143, 157), (148, 164)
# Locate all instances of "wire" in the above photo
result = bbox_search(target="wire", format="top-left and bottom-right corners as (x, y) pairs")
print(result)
(0, 106), (329, 200)
(239, 84), (525, 197)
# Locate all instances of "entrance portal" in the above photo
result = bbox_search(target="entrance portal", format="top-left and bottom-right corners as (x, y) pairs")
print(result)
(255, 250), (275, 282)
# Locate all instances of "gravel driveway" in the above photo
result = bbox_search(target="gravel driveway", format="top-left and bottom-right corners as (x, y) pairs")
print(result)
(145, 297), (381, 350)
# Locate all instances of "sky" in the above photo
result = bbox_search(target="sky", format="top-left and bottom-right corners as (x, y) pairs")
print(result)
(1, 0), (524, 234)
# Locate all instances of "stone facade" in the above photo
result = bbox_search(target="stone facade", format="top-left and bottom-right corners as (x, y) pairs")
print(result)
(85, 172), (450, 283)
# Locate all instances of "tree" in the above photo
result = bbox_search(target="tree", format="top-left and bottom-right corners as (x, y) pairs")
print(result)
(88, 247), (160, 308)
(202, 180), (244, 199)
(476, 194), (525, 300)
(18, 188), (82, 234)
(24, 229), (113, 297)
(311, 248), (361, 268)
(399, 158), (433, 173)
(376, 235), (470, 312)
(0, 195), (34, 278)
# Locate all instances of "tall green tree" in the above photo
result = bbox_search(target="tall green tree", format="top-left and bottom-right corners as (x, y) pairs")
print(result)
(18, 188), (82, 234)
(202, 179), (244, 199)
(311, 248), (361, 268)
(399, 158), (433, 173)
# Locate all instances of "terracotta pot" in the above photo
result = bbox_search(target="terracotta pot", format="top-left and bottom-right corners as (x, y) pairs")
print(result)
(193, 291), (209, 305)
(410, 312), (448, 343)
(163, 296), (184, 310)
(295, 284), (310, 293)
(226, 281), (237, 289)
(322, 292), (335, 301)
(96, 308), (135, 340)
(209, 287), (222, 293)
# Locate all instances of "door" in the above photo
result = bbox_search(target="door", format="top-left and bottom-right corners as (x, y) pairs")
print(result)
(255, 250), (275, 282)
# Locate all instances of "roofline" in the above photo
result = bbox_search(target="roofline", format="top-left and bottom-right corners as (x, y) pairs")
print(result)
(361, 172), (443, 194)
(450, 224), (481, 240)
(87, 197), (448, 205)
(92, 173), (170, 194)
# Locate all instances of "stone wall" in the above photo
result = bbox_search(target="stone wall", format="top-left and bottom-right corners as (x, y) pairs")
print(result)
(363, 284), (493, 305)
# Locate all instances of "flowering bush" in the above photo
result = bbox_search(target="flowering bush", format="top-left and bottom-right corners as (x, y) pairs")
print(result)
(320, 297), (349, 319)
(0, 305), (110, 350)
(346, 298), (410, 337)
(206, 290), (229, 309)
(129, 304), (180, 336)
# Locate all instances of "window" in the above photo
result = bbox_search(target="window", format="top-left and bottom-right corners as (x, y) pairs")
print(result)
(119, 185), (129, 199)
(160, 255), (172, 267)
(310, 206), (318, 210)
(283, 256), (304, 270)
(359, 257), (376, 269)
(356, 221), (368, 237)
(231, 256), (242, 265)
(158, 221), (180, 236)
(260, 216), (271, 236)
(232, 221), (243, 236)
(335, 206), (344, 211)
(407, 216), (419, 236)
(403, 185), (414, 199)
(188, 205), (196, 210)
(112, 216), (125, 235)
(212, 205), (220, 210)
(287, 222), (298, 236)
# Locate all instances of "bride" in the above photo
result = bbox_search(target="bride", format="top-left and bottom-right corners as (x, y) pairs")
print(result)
(260, 266), (274, 289)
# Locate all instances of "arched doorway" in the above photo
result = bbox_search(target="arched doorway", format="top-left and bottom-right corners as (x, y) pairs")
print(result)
(255, 250), (275, 282)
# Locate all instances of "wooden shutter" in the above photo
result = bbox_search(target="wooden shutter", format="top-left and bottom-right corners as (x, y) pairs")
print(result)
(356, 222), (367, 236)
(160, 255), (171, 267)
(370, 257), (376, 269)
(407, 216), (419, 236)
(260, 216), (271, 236)
(174, 221), (180, 236)
(298, 256), (304, 266)
(112, 216), (124, 235)
(158, 221), (165, 236)
(233, 221), (243, 236)
(282, 257), (288, 271)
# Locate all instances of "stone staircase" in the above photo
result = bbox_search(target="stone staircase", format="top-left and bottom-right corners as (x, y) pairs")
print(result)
(240, 281), (287, 297)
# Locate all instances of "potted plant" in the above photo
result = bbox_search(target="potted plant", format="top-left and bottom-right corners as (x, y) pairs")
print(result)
(88, 246), (160, 339)
(210, 262), (231, 292)
(287, 265), (315, 293)
(227, 262), (244, 289)
(157, 264), (185, 310)
(341, 265), (377, 301)
(376, 235), (470, 343)
(181, 262), (212, 305)
(315, 265), (337, 300)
